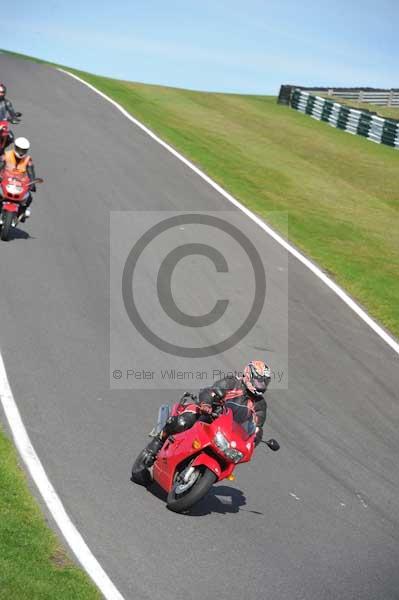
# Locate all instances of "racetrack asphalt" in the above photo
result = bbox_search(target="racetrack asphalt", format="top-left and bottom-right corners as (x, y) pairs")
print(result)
(0, 53), (398, 600)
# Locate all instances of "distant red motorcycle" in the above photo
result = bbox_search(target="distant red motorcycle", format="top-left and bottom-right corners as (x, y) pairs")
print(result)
(0, 121), (11, 154)
(0, 169), (43, 241)
(0, 113), (22, 153)
(131, 394), (279, 513)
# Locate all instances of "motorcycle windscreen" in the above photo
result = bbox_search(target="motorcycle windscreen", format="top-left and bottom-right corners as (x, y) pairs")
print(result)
(224, 401), (256, 439)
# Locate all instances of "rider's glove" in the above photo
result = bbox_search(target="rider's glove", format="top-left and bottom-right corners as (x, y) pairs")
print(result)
(199, 402), (213, 415)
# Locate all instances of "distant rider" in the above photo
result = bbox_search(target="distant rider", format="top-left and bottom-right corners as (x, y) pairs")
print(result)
(0, 137), (37, 220)
(0, 83), (20, 148)
(142, 360), (271, 467)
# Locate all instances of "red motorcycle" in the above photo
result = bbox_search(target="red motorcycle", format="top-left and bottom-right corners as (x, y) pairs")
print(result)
(0, 121), (11, 154)
(131, 394), (279, 513)
(0, 169), (43, 241)
(0, 113), (22, 153)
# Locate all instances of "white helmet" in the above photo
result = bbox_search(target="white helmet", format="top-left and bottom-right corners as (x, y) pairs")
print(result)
(14, 137), (30, 159)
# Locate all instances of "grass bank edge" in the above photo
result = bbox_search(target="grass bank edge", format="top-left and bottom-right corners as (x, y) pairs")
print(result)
(0, 425), (100, 599)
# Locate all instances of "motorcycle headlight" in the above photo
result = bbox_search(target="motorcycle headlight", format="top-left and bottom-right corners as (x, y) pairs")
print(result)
(214, 431), (229, 452)
(6, 184), (22, 194)
(214, 432), (244, 464)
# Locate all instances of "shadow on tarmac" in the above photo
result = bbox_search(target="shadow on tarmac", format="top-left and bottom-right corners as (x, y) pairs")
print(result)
(146, 481), (263, 517)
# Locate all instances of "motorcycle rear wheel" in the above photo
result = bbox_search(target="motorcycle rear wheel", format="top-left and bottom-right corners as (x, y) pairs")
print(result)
(0, 211), (13, 241)
(131, 449), (152, 487)
(167, 467), (217, 513)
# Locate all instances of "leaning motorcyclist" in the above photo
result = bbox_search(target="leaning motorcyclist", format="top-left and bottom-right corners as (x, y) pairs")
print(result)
(142, 360), (271, 467)
(0, 83), (20, 148)
(0, 137), (37, 220)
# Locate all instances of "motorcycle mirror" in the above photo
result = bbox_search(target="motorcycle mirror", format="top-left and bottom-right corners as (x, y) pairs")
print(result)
(15, 112), (22, 117)
(28, 178), (44, 188)
(265, 438), (280, 451)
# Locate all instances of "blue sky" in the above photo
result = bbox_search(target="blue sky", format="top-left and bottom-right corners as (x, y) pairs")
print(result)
(2, 0), (397, 94)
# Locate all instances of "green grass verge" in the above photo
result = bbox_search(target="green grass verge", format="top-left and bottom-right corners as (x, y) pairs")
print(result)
(2, 49), (399, 337)
(0, 426), (100, 600)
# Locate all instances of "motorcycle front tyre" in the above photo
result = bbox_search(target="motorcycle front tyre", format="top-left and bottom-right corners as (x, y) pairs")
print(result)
(167, 467), (217, 513)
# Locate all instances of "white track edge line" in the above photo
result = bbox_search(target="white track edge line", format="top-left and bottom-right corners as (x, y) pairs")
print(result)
(57, 68), (399, 356)
(0, 352), (125, 600)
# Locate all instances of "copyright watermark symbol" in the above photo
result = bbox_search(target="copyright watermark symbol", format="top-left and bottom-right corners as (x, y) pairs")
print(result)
(122, 214), (266, 357)
(110, 211), (288, 389)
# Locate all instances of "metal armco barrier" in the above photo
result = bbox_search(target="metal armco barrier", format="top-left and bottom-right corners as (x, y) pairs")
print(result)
(289, 89), (399, 150)
(327, 90), (399, 106)
(279, 86), (399, 107)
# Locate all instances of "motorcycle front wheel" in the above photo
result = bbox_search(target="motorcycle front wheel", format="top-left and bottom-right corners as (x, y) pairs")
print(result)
(0, 211), (13, 241)
(167, 466), (217, 513)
